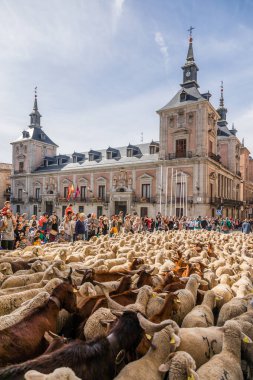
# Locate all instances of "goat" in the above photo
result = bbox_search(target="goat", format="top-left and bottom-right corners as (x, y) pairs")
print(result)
(0, 273), (77, 366)
(0, 312), (174, 380)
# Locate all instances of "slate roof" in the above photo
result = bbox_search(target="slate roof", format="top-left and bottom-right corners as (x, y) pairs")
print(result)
(12, 126), (58, 147)
(34, 142), (159, 173)
(158, 86), (207, 112)
(217, 125), (233, 137)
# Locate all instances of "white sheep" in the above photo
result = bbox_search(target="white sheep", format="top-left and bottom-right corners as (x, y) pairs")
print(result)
(115, 320), (180, 380)
(24, 367), (81, 380)
(84, 307), (117, 340)
(159, 351), (198, 380)
(173, 274), (207, 325)
(0, 278), (62, 317)
(196, 320), (251, 380)
(0, 291), (50, 330)
(181, 290), (218, 328)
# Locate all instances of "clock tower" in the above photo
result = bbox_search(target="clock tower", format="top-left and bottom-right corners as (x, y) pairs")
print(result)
(181, 27), (199, 88)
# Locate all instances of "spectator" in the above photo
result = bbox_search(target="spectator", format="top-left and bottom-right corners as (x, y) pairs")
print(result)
(48, 214), (59, 242)
(38, 213), (49, 233)
(1, 209), (16, 250)
(242, 219), (252, 234)
(75, 213), (87, 240)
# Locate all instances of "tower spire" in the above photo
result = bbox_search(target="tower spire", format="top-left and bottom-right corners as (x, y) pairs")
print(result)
(186, 26), (195, 62)
(217, 81), (228, 127)
(220, 81), (224, 107)
(181, 27), (199, 88)
(29, 86), (42, 127)
(33, 86), (38, 111)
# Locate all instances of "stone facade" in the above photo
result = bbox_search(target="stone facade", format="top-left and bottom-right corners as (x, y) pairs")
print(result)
(10, 35), (253, 219)
(0, 163), (12, 207)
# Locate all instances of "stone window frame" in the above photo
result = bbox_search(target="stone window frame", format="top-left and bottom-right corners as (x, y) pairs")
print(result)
(96, 177), (107, 200)
(172, 171), (189, 197)
(78, 177), (90, 199)
(173, 134), (189, 157)
(139, 174), (153, 200)
(33, 181), (42, 199)
(61, 178), (72, 198)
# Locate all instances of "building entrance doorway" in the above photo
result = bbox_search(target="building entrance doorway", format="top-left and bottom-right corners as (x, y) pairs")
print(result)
(115, 201), (127, 216)
(45, 201), (53, 216)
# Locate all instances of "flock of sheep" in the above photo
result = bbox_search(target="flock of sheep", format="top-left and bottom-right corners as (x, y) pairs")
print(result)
(0, 230), (253, 379)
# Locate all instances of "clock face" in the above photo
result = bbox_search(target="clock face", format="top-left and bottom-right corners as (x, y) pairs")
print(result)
(186, 71), (191, 77)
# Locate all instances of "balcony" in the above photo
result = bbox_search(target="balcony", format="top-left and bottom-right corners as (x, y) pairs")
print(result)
(210, 197), (243, 207)
(29, 197), (42, 203)
(208, 152), (221, 163)
(11, 198), (24, 204)
(58, 196), (110, 204)
(236, 171), (241, 177)
(166, 196), (193, 204)
(133, 196), (157, 204)
(14, 170), (26, 175)
(166, 151), (193, 160)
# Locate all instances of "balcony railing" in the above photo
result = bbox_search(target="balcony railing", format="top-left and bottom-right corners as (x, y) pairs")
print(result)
(133, 196), (157, 204)
(57, 196), (110, 204)
(210, 197), (243, 207)
(29, 197), (42, 203)
(166, 151), (193, 160)
(14, 170), (26, 174)
(208, 152), (221, 163)
(166, 196), (194, 204)
(11, 198), (24, 204)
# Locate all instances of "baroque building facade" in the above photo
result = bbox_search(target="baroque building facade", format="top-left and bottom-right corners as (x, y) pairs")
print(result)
(10, 35), (253, 219)
(0, 163), (12, 206)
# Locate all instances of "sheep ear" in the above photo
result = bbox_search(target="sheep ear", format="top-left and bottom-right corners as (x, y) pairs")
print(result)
(241, 332), (253, 344)
(179, 277), (189, 283)
(99, 319), (115, 327)
(197, 289), (205, 295)
(145, 334), (153, 341)
(159, 361), (171, 373)
(200, 279), (209, 286)
(187, 368), (199, 380)
(170, 333), (181, 347)
(174, 296), (181, 304)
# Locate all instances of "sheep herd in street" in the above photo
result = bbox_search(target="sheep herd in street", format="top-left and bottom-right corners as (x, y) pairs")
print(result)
(0, 230), (253, 379)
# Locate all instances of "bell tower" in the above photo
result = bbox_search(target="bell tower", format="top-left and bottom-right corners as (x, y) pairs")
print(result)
(29, 86), (41, 127)
(181, 26), (199, 89)
(11, 88), (58, 175)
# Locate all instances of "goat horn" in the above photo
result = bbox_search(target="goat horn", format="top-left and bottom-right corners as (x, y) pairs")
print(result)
(111, 309), (123, 317)
(137, 313), (179, 334)
(47, 330), (61, 338)
(95, 282), (126, 311)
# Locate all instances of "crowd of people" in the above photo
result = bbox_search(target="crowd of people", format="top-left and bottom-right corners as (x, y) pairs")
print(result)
(0, 201), (252, 250)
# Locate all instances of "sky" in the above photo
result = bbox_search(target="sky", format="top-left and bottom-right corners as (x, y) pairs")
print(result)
(1, 0), (253, 162)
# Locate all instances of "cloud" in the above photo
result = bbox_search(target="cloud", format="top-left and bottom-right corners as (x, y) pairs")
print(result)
(112, 0), (125, 33)
(154, 31), (169, 73)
